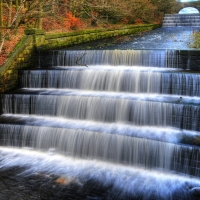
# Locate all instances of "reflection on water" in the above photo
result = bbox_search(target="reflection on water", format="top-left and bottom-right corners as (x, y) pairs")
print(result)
(65, 27), (198, 50)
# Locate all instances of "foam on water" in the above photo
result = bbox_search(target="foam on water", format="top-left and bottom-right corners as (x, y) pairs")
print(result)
(51, 49), (181, 68)
(2, 91), (200, 130)
(0, 120), (200, 177)
(1, 114), (199, 144)
(0, 147), (199, 200)
(19, 66), (200, 96)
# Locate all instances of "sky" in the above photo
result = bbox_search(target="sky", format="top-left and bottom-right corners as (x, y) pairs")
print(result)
(178, 0), (200, 13)
(180, 0), (198, 2)
(179, 0), (198, 2)
(179, 7), (199, 13)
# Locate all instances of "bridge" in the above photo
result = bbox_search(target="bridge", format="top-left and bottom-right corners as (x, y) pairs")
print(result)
(179, 1), (200, 12)
(163, 1), (200, 27)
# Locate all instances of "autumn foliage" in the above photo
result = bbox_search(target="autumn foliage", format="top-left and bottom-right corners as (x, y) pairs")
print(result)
(42, 17), (67, 32)
(135, 19), (143, 24)
(64, 12), (84, 30)
(0, 27), (24, 66)
(0, 0), (181, 66)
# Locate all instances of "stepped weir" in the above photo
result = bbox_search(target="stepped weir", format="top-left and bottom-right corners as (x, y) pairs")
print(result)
(1, 49), (200, 199)
(163, 13), (200, 27)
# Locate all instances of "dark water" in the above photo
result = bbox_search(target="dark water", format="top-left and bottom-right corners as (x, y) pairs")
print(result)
(65, 27), (199, 50)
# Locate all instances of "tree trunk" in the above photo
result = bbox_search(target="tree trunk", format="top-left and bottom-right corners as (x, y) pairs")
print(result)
(0, 0), (3, 42)
(15, 0), (18, 9)
(8, 0), (13, 27)
(36, 0), (43, 29)
(70, 0), (76, 15)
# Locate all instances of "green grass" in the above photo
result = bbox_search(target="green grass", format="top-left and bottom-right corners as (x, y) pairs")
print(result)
(191, 31), (200, 49)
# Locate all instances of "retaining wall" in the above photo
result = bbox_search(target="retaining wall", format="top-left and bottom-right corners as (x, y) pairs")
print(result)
(0, 24), (160, 93)
(0, 36), (35, 93)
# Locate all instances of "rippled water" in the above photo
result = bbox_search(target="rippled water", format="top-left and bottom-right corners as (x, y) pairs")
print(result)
(65, 27), (199, 50)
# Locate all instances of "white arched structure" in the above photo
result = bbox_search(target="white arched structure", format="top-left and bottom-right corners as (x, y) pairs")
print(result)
(179, 7), (199, 14)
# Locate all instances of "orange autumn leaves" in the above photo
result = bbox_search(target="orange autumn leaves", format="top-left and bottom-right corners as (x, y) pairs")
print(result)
(0, 12), (84, 66)
(64, 12), (85, 30)
(0, 27), (24, 66)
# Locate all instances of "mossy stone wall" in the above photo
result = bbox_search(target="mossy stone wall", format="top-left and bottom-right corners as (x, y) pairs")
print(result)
(0, 24), (161, 93)
(42, 24), (160, 50)
(0, 36), (36, 93)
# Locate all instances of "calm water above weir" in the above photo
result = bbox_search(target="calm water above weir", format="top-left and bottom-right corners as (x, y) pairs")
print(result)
(66, 27), (199, 50)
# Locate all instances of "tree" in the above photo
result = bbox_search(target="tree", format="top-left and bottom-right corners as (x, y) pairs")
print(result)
(0, 0), (3, 42)
(0, 0), (182, 62)
(0, 0), (59, 54)
(8, 0), (12, 27)
(150, 0), (180, 19)
(0, 0), (26, 53)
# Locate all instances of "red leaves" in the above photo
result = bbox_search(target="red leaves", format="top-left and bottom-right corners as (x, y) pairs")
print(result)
(0, 27), (24, 66)
(64, 12), (84, 30)
(0, 52), (7, 66)
(121, 17), (129, 24)
(135, 19), (143, 24)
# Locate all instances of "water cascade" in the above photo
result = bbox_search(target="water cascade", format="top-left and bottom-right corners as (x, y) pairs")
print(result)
(1, 49), (200, 199)
(162, 14), (200, 27)
(52, 49), (177, 67)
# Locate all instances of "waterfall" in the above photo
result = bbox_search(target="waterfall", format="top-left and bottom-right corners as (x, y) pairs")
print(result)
(0, 123), (200, 177)
(2, 91), (200, 130)
(20, 68), (200, 96)
(53, 49), (178, 68)
(1, 49), (200, 199)
(163, 14), (200, 27)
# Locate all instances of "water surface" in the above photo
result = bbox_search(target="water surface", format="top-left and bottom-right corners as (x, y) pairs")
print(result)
(66, 27), (199, 50)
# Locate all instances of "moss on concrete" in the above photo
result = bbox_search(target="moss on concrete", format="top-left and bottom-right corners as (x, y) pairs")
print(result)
(0, 24), (161, 93)
(191, 31), (200, 49)
(0, 36), (36, 93)
(43, 24), (160, 50)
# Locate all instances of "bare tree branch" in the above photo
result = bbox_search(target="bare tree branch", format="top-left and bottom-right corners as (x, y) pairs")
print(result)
(0, 0), (26, 53)
(76, 53), (88, 67)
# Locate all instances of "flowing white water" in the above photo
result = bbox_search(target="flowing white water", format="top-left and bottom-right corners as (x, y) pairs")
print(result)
(2, 91), (200, 130)
(20, 67), (163, 93)
(20, 68), (200, 96)
(1, 123), (200, 177)
(1, 114), (199, 143)
(53, 50), (178, 68)
(1, 49), (200, 198)
(163, 14), (200, 27)
(0, 93), (175, 125)
(0, 147), (200, 200)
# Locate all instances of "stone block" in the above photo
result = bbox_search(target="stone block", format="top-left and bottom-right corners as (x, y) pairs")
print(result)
(25, 29), (45, 35)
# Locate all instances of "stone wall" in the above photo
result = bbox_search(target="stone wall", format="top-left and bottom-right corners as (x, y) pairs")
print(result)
(179, 2), (200, 12)
(0, 36), (36, 93)
(41, 24), (160, 50)
(0, 24), (160, 93)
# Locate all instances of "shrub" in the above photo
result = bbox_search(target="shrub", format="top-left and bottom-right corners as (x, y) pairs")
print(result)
(65, 12), (84, 30)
